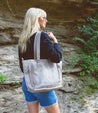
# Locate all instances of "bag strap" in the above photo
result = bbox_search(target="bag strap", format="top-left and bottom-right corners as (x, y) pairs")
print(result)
(34, 31), (41, 60)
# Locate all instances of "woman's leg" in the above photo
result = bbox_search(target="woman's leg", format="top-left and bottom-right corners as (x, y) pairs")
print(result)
(45, 103), (60, 113)
(27, 101), (40, 113)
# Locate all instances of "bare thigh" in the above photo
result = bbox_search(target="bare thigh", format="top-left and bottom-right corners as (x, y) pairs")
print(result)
(27, 102), (40, 113)
(45, 103), (60, 113)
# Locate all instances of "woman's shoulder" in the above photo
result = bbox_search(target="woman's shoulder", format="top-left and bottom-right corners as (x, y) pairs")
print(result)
(41, 32), (49, 38)
(41, 31), (50, 41)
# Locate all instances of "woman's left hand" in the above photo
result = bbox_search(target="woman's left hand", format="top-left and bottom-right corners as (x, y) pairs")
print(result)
(47, 32), (58, 43)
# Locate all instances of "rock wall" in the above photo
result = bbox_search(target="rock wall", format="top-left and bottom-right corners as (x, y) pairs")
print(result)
(0, 1), (98, 112)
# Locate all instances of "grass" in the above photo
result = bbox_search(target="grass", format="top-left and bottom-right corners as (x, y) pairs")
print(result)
(0, 74), (21, 85)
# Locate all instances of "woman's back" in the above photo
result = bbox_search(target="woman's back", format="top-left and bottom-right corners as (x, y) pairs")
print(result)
(18, 32), (62, 72)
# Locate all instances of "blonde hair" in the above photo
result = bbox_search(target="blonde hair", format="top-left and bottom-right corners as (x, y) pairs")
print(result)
(19, 8), (46, 52)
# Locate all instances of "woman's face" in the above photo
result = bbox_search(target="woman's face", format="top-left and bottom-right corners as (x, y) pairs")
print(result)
(38, 15), (47, 29)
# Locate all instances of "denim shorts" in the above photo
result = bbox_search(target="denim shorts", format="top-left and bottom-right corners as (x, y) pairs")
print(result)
(22, 77), (57, 107)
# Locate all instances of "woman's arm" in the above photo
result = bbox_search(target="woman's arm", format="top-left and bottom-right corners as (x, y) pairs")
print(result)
(41, 32), (62, 63)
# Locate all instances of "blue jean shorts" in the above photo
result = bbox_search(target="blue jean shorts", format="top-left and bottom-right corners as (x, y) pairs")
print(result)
(22, 77), (57, 107)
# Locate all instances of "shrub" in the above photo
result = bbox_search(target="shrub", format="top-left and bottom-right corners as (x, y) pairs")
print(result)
(72, 16), (98, 77)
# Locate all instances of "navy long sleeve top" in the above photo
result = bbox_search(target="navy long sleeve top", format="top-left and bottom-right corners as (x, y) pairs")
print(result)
(18, 32), (62, 72)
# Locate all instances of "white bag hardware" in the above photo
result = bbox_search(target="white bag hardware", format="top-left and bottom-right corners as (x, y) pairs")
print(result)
(22, 32), (62, 92)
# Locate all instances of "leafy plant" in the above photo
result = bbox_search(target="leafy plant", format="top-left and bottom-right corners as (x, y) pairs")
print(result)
(0, 74), (8, 84)
(72, 16), (98, 77)
(73, 17), (98, 53)
(63, 54), (80, 68)
(80, 76), (98, 89)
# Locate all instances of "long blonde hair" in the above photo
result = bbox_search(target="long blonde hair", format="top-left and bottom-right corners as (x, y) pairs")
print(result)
(19, 8), (46, 53)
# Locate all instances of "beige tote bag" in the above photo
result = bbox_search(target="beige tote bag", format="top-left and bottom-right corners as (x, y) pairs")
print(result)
(22, 32), (62, 92)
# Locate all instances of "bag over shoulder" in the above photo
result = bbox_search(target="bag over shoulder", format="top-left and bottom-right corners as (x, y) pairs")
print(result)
(22, 32), (62, 92)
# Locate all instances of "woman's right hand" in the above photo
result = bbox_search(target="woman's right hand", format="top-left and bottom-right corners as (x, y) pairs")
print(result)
(47, 32), (58, 43)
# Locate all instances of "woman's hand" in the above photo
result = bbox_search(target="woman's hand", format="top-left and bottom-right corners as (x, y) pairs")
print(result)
(47, 32), (58, 43)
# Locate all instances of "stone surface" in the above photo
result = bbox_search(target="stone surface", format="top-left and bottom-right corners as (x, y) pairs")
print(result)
(61, 74), (82, 93)
(62, 68), (82, 74)
(0, 87), (98, 113)
(0, 45), (23, 83)
(0, 19), (22, 45)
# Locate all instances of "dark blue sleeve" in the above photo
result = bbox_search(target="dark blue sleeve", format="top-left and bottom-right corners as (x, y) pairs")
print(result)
(18, 46), (23, 72)
(41, 32), (62, 63)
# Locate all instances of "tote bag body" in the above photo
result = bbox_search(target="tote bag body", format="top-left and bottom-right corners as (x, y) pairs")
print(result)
(22, 32), (62, 92)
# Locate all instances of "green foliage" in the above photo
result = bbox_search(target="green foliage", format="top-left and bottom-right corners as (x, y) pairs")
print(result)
(79, 53), (98, 76)
(0, 74), (8, 84)
(10, 81), (21, 85)
(72, 16), (98, 78)
(63, 54), (80, 68)
(73, 17), (98, 53)
(65, 16), (98, 89)
(78, 96), (87, 106)
(0, 74), (20, 85)
(80, 76), (98, 89)
(89, 81), (98, 89)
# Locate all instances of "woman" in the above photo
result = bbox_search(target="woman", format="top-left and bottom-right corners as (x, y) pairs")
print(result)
(18, 8), (62, 113)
